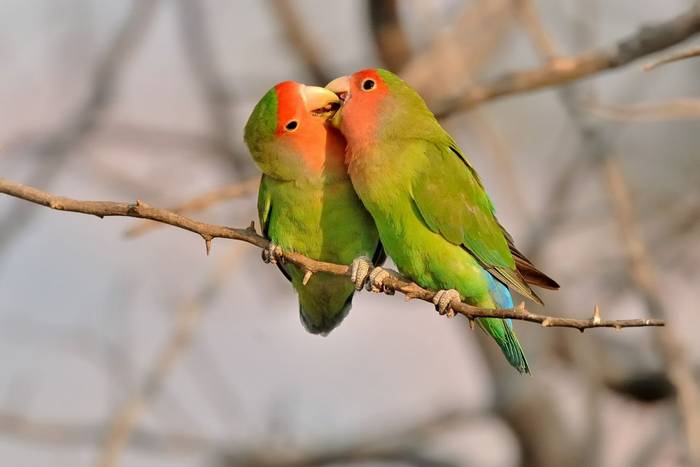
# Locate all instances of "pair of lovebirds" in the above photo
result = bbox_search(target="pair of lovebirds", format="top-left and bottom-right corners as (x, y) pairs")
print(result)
(244, 69), (559, 374)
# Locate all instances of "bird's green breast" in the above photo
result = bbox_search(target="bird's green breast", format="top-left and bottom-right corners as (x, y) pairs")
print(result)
(266, 176), (378, 264)
(347, 141), (491, 302)
(262, 174), (380, 334)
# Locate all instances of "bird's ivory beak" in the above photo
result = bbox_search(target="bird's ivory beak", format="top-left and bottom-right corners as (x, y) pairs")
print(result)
(301, 85), (340, 113)
(325, 75), (350, 98)
(325, 76), (350, 128)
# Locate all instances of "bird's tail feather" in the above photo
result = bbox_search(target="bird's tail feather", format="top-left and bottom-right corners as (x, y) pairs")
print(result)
(299, 293), (353, 336)
(478, 318), (530, 374)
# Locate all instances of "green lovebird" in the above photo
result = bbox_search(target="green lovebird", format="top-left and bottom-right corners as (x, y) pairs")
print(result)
(244, 81), (384, 335)
(326, 69), (559, 372)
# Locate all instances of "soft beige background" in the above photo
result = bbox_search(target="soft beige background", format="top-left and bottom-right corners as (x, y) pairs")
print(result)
(0, 1), (698, 466)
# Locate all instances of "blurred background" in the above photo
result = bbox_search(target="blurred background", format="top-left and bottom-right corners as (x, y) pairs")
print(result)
(1, 1), (699, 466)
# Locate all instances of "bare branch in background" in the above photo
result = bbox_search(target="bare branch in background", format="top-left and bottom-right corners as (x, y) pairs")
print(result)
(0, 406), (481, 467)
(587, 99), (700, 121)
(435, 2), (700, 115)
(0, 0), (159, 257)
(463, 108), (531, 215)
(602, 157), (700, 465)
(388, 1), (528, 212)
(402, 0), (515, 102)
(368, 0), (411, 71)
(0, 177), (664, 330)
(175, 0), (250, 175)
(0, 410), (219, 453)
(220, 408), (482, 467)
(266, 0), (330, 84)
(125, 177), (259, 237)
(644, 45), (700, 70)
(515, 0), (559, 60)
(96, 243), (247, 467)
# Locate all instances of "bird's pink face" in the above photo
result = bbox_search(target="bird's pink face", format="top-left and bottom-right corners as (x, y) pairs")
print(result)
(326, 69), (389, 151)
(273, 81), (344, 171)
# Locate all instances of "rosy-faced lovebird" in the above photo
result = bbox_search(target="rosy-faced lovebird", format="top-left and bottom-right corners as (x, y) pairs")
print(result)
(244, 81), (384, 335)
(326, 69), (559, 372)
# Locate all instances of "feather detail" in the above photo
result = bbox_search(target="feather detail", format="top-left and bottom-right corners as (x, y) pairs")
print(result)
(511, 248), (560, 290)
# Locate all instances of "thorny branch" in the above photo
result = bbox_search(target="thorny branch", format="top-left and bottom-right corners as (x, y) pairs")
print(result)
(0, 177), (663, 331)
(125, 177), (259, 237)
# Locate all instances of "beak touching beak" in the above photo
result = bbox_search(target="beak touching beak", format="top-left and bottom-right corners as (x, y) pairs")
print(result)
(325, 76), (350, 128)
(301, 85), (340, 114)
(325, 76), (350, 99)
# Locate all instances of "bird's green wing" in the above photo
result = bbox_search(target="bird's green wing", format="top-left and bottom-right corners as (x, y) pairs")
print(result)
(257, 175), (273, 237)
(257, 175), (291, 282)
(410, 139), (542, 304)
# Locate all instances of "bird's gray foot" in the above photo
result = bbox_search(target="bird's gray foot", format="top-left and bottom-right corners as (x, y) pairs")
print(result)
(262, 242), (284, 264)
(367, 267), (399, 295)
(432, 289), (461, 318)
(350, 256), (372, 291)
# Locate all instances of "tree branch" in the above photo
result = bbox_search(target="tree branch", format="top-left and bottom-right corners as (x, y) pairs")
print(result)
(0, 177), (664, 331)
(125, 177), (259, 237)
(436, 2), (700, 115)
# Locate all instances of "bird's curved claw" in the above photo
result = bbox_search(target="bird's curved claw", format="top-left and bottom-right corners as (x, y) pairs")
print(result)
(262, 242), (284, 264)
(350, 256), (372, 291)
(432, 289), (461, 318)
(367, 267), (398, 295)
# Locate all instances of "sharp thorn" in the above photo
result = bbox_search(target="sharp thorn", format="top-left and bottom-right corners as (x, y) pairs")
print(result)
(302, 269), (313, 286)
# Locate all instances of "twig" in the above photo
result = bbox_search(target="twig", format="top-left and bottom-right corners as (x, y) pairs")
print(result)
(96, 242), (247, 467)
(644, 45), (700, 70)
(125, 177), (259, 237)
(436, 3), (700, 115)
(0, 177), (664, 331)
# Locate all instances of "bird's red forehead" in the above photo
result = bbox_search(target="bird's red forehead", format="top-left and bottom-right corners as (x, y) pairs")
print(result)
(350, 69), (383, 91)
(273, 81), (304, 134)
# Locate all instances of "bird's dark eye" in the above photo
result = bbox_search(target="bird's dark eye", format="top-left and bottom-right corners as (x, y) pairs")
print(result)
(285, 120), (299, 131)
(361, 78), (376, 91)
